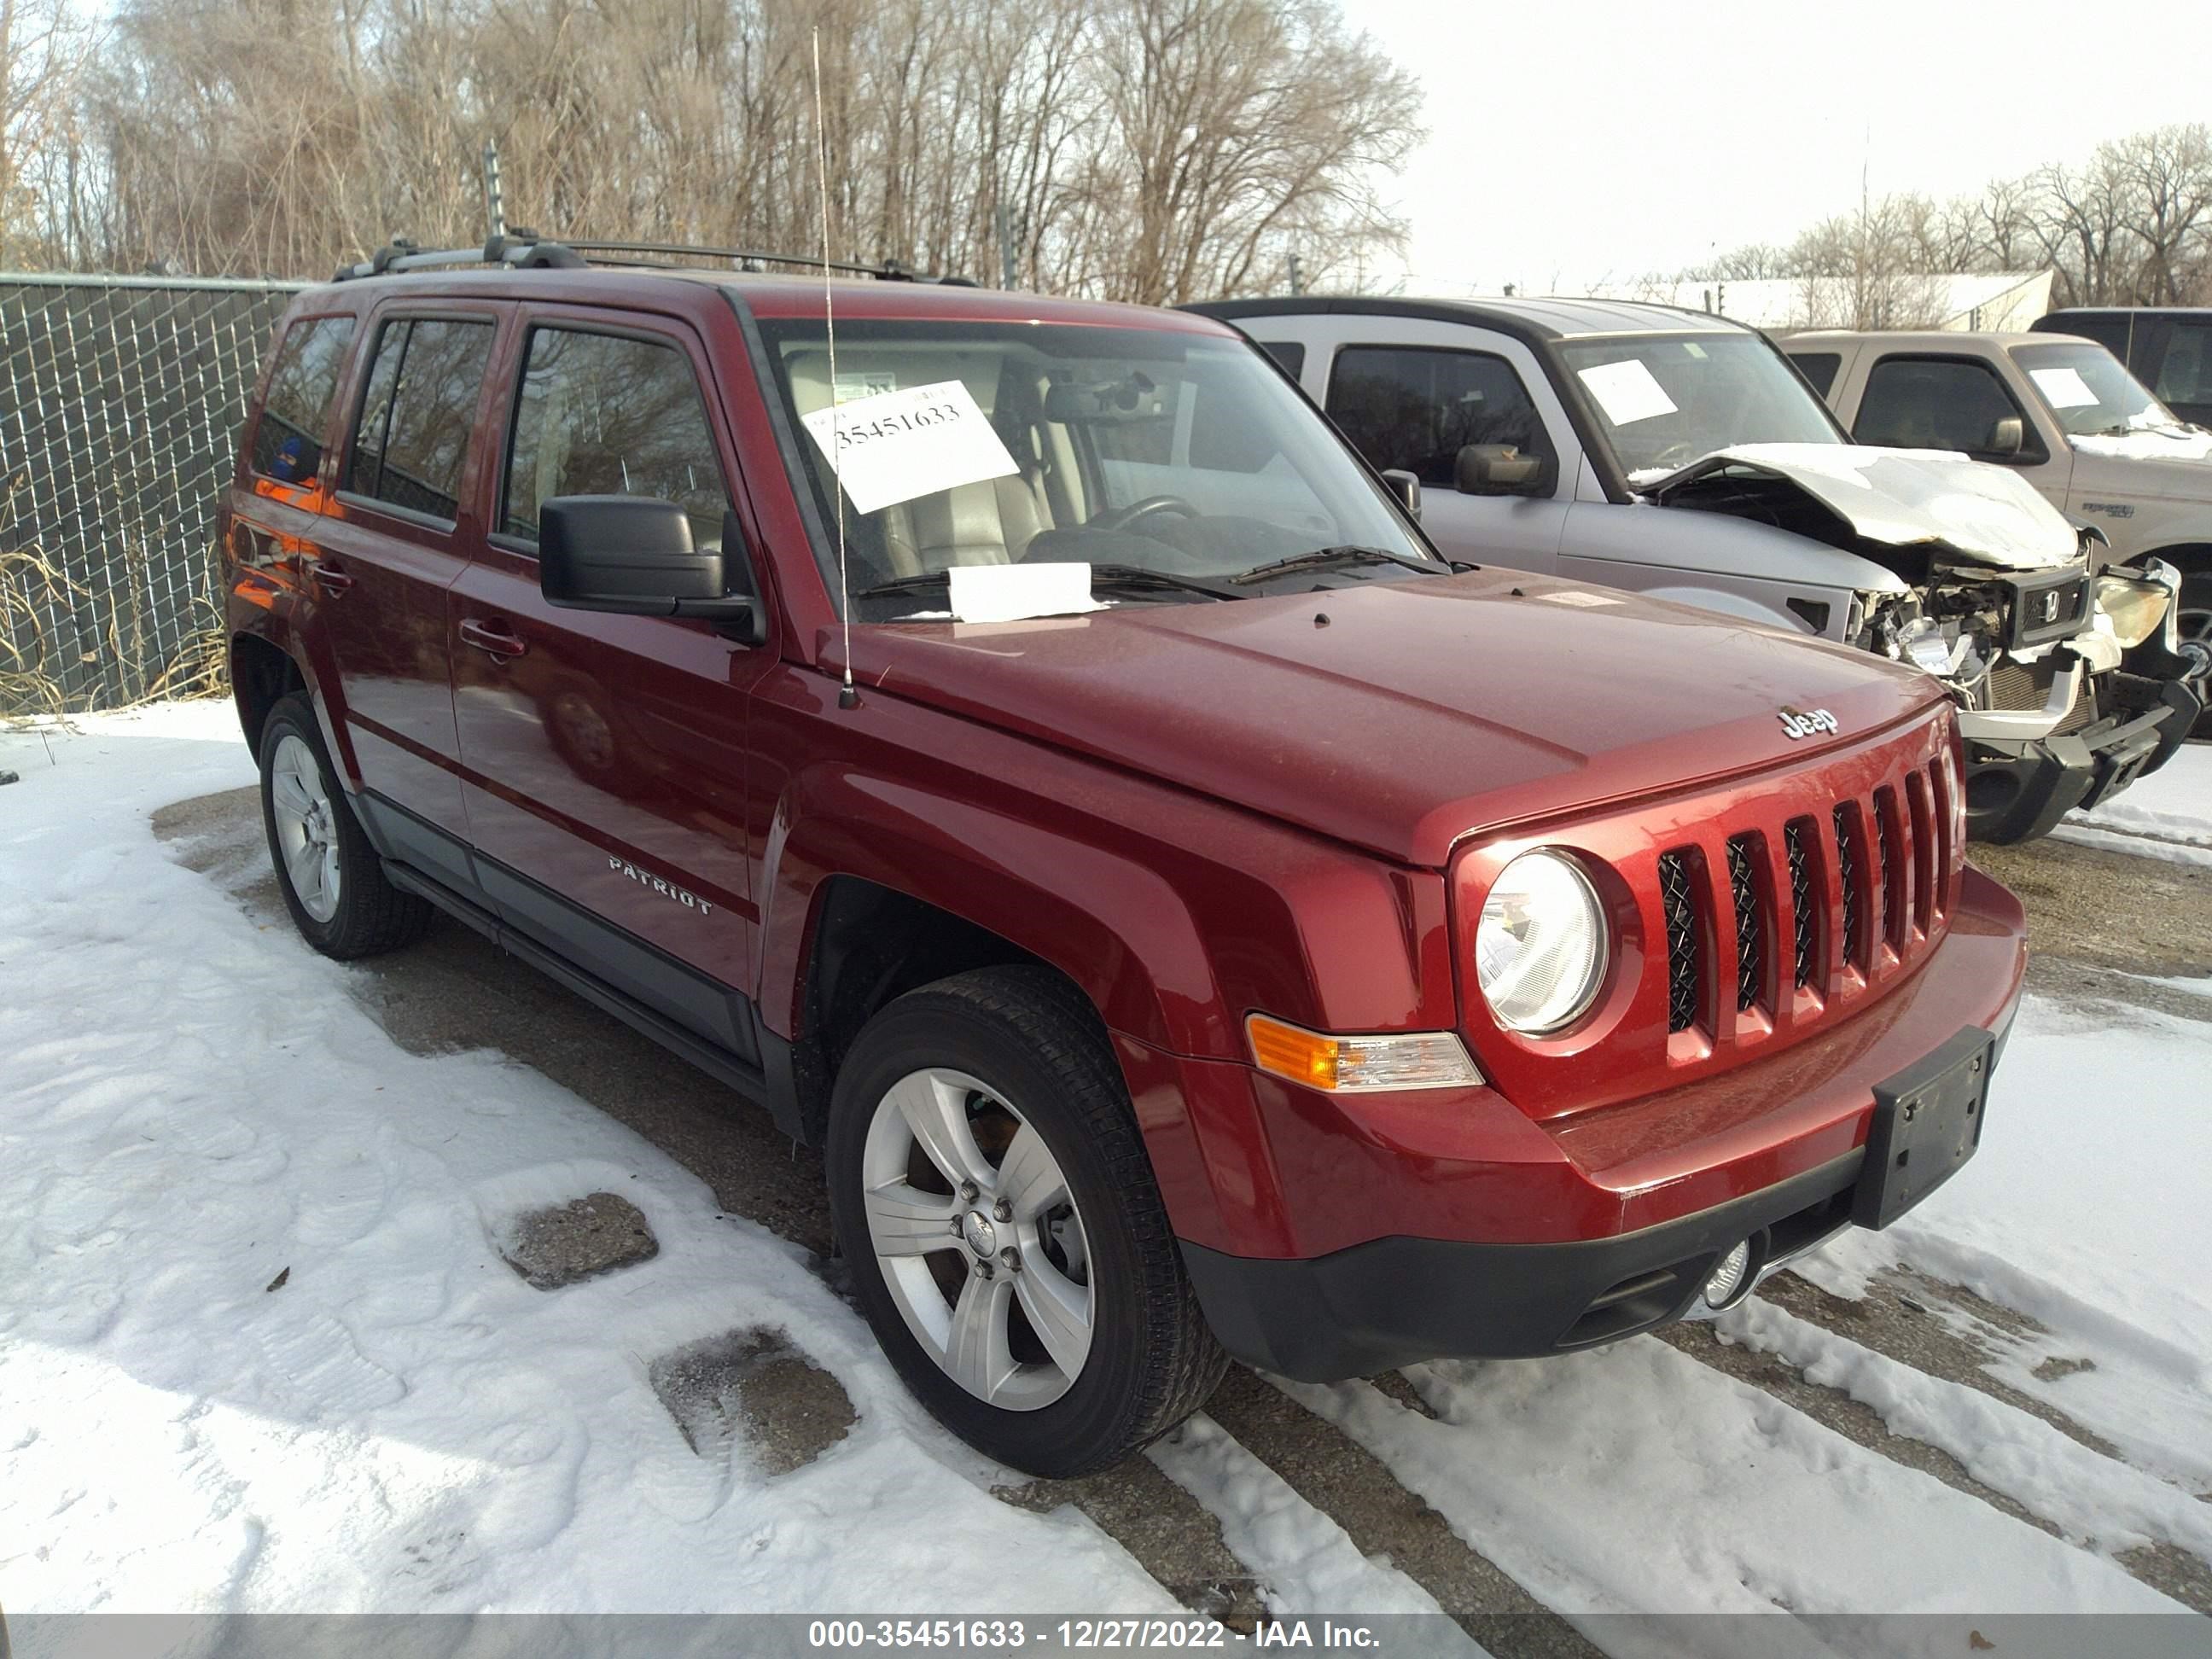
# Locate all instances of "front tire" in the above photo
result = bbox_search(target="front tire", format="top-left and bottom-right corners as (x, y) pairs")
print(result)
(2177, 570), (2211, 739)
(825, 966), (1226, 1477)
(259, 693), (432, 959)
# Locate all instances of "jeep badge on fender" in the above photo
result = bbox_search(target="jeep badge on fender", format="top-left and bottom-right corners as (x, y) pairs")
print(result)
(1778, 707), (1839, 740)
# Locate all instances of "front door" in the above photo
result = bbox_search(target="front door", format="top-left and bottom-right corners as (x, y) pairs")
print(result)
(450, 310), (778, 1060)
(1318, 333), (1572, 573)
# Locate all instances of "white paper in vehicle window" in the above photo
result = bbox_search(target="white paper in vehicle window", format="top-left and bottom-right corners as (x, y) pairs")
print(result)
(2029, 366), (2098, 408)
(800, 380), (1018, 515)
(1576, 358), (1679, 426)
(947, 562), (1104, 624)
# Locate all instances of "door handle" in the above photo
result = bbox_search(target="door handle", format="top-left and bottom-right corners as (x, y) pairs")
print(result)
(306, 558), (354, 594)
(458, 618), (528, 660)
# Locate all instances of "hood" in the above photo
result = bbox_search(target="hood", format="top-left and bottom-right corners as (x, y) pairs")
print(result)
(840, 570), (1944, 867)
(1644, 442), (2081, 569)
(2069, 426), (2212, 480)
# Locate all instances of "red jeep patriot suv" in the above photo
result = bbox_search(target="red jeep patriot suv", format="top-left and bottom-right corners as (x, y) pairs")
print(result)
(222, 237), (2028, 1476)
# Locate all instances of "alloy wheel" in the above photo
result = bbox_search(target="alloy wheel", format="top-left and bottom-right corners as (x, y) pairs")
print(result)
(269, 732), (342, 923)
(859, 1066), (1093, 1410)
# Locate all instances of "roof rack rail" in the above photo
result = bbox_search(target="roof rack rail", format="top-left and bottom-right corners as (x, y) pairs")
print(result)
(331, 232), (978, 286)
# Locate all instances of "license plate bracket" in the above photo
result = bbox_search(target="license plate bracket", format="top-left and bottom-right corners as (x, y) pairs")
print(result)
(1853, 1027), (1995, 1231)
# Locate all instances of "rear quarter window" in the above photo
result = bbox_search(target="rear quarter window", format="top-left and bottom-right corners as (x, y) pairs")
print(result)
(249, 316), (356, 483)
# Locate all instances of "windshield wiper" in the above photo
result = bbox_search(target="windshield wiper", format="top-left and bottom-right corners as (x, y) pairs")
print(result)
(851, 563), (1238, 605)
(1228, 544), (1441, 585)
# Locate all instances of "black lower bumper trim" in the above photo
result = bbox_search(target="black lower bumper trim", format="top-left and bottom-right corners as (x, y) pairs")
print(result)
(1963, 674), (2202, 845)
(1179, 1151), (1862, 1382)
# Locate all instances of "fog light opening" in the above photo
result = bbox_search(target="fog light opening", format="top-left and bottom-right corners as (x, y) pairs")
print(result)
(1702, 1235), (1765, 1310)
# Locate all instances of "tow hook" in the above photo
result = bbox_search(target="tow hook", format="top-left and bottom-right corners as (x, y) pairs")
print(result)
(2181, 640), (2211, 684)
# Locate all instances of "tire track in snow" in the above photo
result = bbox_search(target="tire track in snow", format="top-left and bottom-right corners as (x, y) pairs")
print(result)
(1196, 1368), (1604, 1656)
(1272, 1338), (2185, 1622)
(1680, 1301), (2212, 1612)
(1758, 1266), (2212, 1495)
(1145, 1406), (1484, 1644)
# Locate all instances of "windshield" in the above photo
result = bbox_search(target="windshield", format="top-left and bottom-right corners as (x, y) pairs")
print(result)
(756, 318), (1441, 619)
(1557, 334), (1841, 485)
(2010, 341), (2180, 437)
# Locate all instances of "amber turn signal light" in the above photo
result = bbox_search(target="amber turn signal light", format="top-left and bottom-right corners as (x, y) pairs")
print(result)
(1245, 1014), (1483, 1092)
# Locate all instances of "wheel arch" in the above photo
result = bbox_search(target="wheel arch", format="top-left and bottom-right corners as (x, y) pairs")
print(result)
(230, 632), (307, 759)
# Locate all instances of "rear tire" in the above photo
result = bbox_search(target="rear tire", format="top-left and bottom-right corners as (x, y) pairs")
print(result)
(259, 692), (433, 959)
(825, 965), (1227, 1477)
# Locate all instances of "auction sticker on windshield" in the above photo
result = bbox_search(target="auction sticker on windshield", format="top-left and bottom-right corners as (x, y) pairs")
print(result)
(801, 380), (1019, 515)
(2029, 366), (2098, 409)
(1577, 358), (1679, 426)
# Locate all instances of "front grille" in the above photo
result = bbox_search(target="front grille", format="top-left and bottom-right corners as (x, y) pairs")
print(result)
(1650, 755), (1949, 1040)
(1784, 819), (1816, 988)
(1873, 788), (1904, 952)
(1906, 773), (1936, 934)
(1834, 802), (1863, 971)
(1657, 851), (1700, 1033)
(1726, 834), (1761, 1011)
(1981, 660), (2045, 711)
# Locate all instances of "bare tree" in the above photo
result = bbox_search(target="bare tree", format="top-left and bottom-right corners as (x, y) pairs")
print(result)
(1, 0), (94, 264)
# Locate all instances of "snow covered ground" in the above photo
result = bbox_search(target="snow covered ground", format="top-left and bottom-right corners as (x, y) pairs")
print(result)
(2061, 742), (2212, 865)
(4, 704), (2210, 1638)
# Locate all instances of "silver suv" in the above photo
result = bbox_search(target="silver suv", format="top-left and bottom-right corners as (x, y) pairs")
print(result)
(1187, 296), (2205, 843)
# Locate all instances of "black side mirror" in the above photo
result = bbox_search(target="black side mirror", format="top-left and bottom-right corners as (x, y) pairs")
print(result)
(1379, 468), (1422, 520)
(1982, 416), (2025, 460)
(1456, 444), (1551, 497)
(539, 496), (760, 637)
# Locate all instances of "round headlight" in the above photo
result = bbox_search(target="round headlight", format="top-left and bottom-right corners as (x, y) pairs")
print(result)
(1475, 849), (1609, 1034)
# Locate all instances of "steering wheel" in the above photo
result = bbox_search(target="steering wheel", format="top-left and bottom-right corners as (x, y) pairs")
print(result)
(1091, 495), (1199, 533)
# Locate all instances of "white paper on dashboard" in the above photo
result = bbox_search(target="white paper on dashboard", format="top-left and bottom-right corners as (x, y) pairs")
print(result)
(800, 380), (1019, 515)
(2029, 366), (2098, 409)
(947, 562), (1105, 624)
(1576, 358), (1679, 426)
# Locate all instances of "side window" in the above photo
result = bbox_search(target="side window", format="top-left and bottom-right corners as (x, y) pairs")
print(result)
(1789, 352), (1842, 399)
(2153, 320), (2212, 408)
(1853, 356), (2039, 461)
(343, 317), (496, 522)
(250, 317), (356, 483)
(1257, 340), (1306, 377)
(502, 328), (731, 544)
(1325, 346), (1551, 487)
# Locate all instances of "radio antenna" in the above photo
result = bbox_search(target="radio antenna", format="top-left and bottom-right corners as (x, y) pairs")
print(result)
(814, 28), (859, 710)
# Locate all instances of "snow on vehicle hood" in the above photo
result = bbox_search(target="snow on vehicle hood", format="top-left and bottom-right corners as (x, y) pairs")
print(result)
(2069, 426), (2212, 463)
(841, 568), (1942, 868)
(1644, 443), (2081, 570)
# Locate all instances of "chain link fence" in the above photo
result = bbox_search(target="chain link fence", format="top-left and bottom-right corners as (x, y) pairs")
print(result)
(1, 272), (306, 716)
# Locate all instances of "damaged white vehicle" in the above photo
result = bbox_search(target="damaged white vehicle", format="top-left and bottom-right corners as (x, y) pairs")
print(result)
(1185, 296), (2208, 843)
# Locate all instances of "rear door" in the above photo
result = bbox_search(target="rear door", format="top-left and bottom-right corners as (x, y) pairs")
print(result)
(1315, 324), (1573, 573)
(310, 305), (503, 876)
(449, 306), (779, 1061)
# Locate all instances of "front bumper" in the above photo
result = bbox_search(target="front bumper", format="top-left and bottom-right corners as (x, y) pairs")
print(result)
(1182, 1149), (1868, 1379)
(1961, 672), (2202, 844)
(1159, 870), (2027, 1381)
